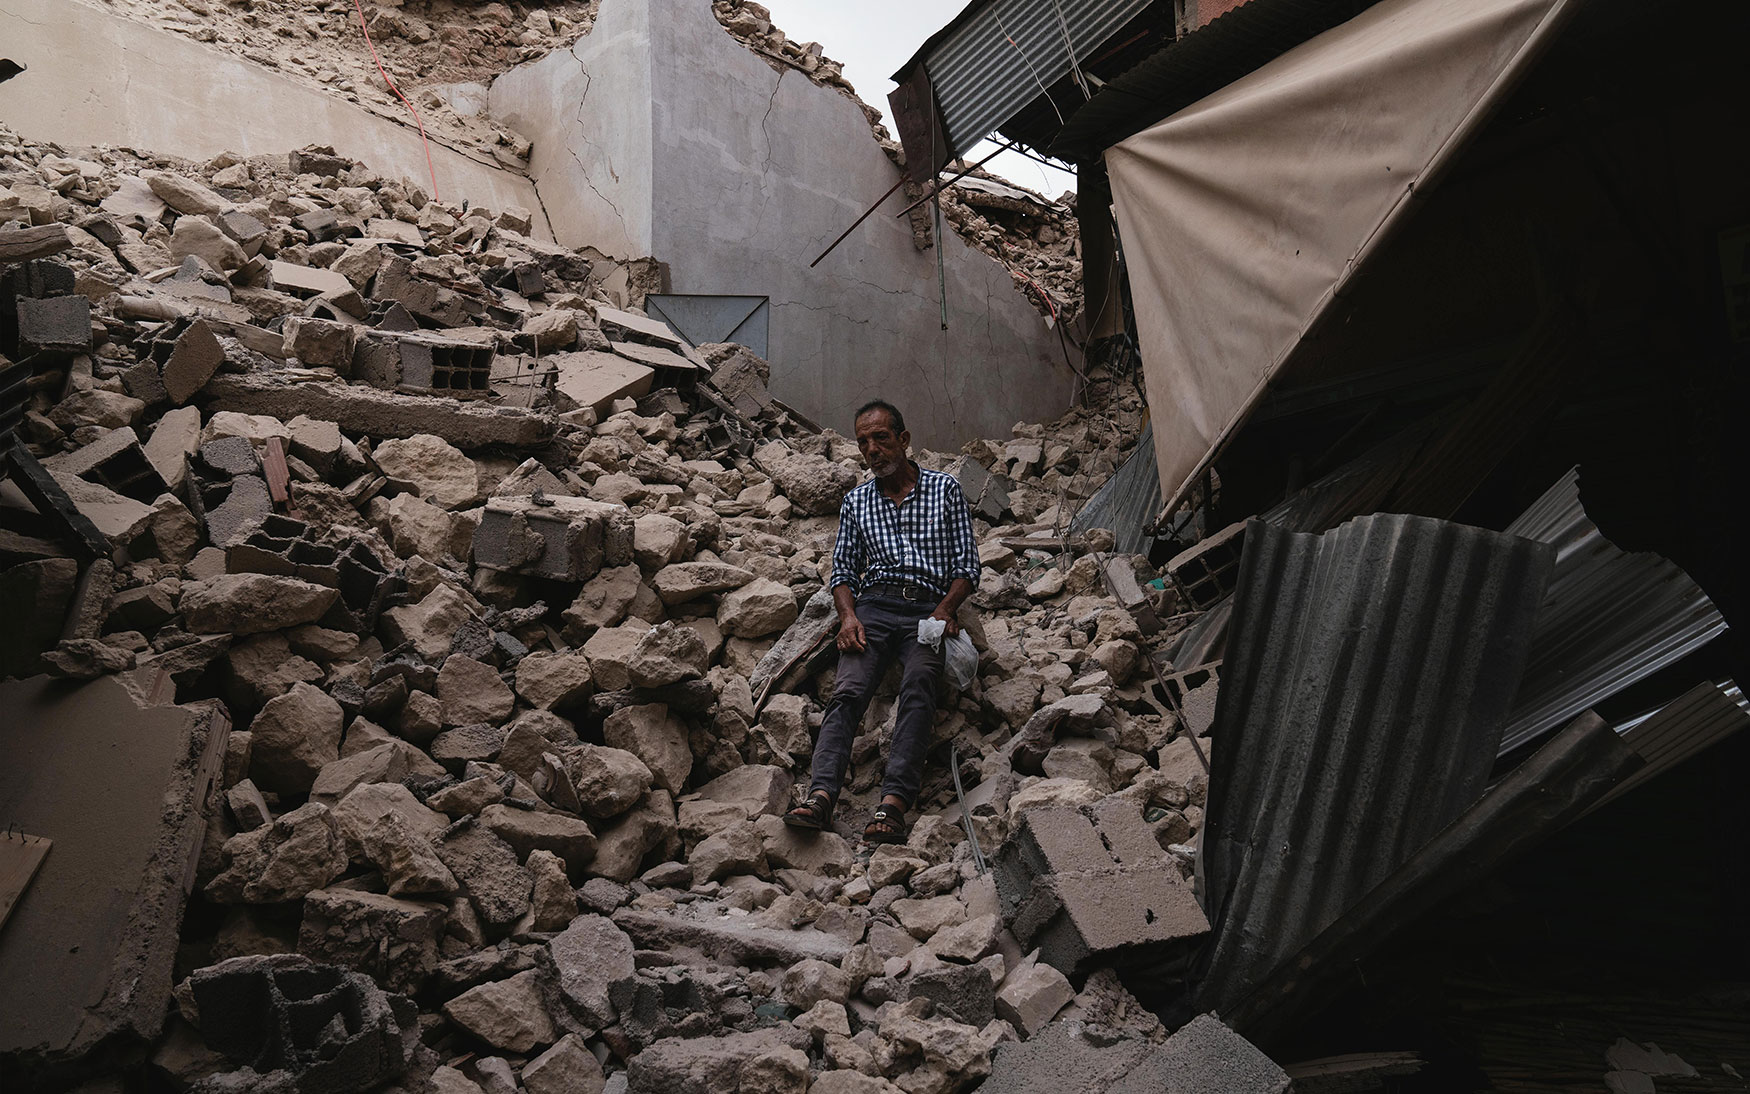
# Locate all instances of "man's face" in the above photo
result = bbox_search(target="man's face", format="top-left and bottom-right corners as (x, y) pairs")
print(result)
(855, 408), (909, 478)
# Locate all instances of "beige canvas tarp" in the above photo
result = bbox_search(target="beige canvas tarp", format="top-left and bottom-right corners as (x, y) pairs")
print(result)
(1105, 0), (1575, 516)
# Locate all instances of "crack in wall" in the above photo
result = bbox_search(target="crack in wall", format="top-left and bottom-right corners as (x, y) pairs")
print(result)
(746, 68), (786, 239)
(559, 43), (630, 243)
(0, 3), (48, 26)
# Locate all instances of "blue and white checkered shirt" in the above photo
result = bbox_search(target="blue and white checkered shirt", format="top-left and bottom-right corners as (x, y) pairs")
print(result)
(831, 464), (980, 599)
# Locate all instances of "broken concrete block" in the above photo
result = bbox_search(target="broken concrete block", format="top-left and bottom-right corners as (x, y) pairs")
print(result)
(626, 1028), (813, 1094)
(993, 801), (1208, 978)
(547, 914), (635, 1029)
(297, 888), (446, 996)
(48, 425), (170, 503)
(372, 492), (472, 562)
(442, 968), (556, 1054)
(717, 577), (799, 638)
(206, 372), (555, 450)
(162, 318), (224, 405)
(563, 564), (642, 638)
(602, 702), (692, 794)
(513, 650), (593, 711)
(433, 820), (532, 932)
(373, 433), (480, 509)
(473, 494), (634, 582)
(203, 475), (274, 547)
(652, 561), (754, 605)
(17, 294), (92, 353)
(626, 621), (709, 687)
(479, 804), (597, 874)
(523, 1034), (606, 1094)
(183, 954), (414, 1091)
(757, 443), (858, 517)
(281, 315), (357, 371)
(170, 216), (246, 271)
(271, 259), (354, 298)
(564, 744), (654, 820)
(1105, 1013), (1290, 1094)
(49, 471), (154, 543)
(180, 573), (339, 635)
(142, 405), (202, 489)
(205, 801), (348, 903)
(380, 583), (482, 663)
(995, 960), (1075, 1036)
(437, 655), (515, 725)
(248, 681), (344, 795)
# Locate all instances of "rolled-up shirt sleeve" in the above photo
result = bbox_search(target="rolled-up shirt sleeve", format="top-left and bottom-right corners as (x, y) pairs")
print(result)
(830, 496), (864, 593)
(941, 477), (980, 586)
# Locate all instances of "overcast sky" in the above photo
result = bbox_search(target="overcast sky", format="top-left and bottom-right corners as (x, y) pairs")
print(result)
(761, 0), (1080, 199)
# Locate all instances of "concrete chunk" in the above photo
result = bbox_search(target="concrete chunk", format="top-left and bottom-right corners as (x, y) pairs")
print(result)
(473, 494), (634, 581)
(993, 802), (1208, 977)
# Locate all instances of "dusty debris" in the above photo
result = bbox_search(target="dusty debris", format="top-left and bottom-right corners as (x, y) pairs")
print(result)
(0, 105), (1177, 1091)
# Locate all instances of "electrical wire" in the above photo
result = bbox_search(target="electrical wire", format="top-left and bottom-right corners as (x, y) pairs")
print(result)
(949, 742), (988, 876)
(992, 12), (1065, 127)
(352, 0), (440, 202)
(1047, 0), (1094, 102)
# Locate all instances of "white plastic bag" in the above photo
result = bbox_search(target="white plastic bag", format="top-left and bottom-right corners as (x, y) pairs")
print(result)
(917, 618), (979, 692)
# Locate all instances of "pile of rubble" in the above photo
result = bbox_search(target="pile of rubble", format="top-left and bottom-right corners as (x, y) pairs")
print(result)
(939, 170), (1082, 325)
(0, 123), (1231, 1094)
(86, 0), (1084, 323)
(98, 0), (604, 166)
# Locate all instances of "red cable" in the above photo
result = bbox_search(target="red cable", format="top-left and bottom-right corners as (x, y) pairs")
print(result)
(353, 0), (441, 202)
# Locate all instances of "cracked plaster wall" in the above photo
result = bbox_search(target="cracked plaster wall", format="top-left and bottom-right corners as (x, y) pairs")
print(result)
(0, 0), (550, 236)
(490, 0), (654, 259)
(491, 0), (1076, 450)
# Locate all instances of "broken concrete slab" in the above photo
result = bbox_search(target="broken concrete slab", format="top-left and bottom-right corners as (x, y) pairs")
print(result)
(1106, 1013), (1291, 1094)
(611, 907), (854, 968)
(993, 801), (1208, 977)
(551, 350), (654, 417)
(0, 677), (225, 1079)
(270, 259), (354, 298)
(204, 373), (555, 450)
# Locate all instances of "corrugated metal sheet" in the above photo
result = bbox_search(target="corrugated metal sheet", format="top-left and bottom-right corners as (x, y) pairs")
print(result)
(1592, 679), (1750, 812)
(1497, 468), (1727, 755)
(1069, 420), (1160, 554)
(1050, 0), (1381, 159)
(924, 0), (1158, 154)
(1195, 513), (1553, 1015)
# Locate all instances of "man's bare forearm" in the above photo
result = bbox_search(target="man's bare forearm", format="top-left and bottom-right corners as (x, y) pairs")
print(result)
(833, 584), (858, 620)
(933, 578), (973, 620)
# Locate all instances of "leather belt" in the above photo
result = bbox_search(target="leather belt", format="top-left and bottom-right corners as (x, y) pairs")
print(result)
(863, 582), (937, 602)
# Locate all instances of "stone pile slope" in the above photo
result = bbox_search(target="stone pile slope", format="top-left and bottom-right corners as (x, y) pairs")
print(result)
(1, 126), (1202, 1094)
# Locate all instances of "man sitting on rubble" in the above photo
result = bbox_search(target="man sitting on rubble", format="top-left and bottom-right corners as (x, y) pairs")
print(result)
(784, 399), (979, 844)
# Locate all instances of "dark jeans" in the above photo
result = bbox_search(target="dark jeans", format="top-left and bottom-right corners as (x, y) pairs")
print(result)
(808, 593), (945, 808)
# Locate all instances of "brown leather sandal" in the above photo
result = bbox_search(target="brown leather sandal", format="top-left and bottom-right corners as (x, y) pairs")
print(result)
(783, 790), (834, 830)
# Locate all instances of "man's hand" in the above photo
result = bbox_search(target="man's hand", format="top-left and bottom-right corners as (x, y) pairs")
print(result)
(837, 611), (867, 652)
(833, 584), (866, 652)
(930, 603), (960, 638)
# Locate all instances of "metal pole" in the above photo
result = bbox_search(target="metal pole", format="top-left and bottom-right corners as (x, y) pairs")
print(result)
(808, 174), (910, 268)
(894, 139), (1019, 218)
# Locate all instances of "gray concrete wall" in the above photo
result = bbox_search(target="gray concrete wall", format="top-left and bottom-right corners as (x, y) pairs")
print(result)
(0, 0), (550, 237)
(491, 0), (1077, 450)
(489, 1), (655, 259)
